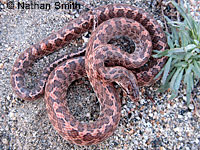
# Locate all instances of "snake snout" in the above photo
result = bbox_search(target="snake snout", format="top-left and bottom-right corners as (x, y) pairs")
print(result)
(127, 83), (140, 102)
(128, 89), (140, 102)
(119, 80), (139, 102)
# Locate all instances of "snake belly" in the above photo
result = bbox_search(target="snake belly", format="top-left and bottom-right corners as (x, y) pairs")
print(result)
(10, 4), (167, 146)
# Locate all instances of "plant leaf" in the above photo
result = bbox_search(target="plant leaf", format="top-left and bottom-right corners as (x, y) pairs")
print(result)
(179, 29), (189, 47)
(161, 57), (172, 84)
(172, 1), (193, 30)
(185, 52), (193, 61)
(157, 69), (176, 93)
(154, 67), (164, 80)
(174, 68), (184, 93)
(168, 48), (184, 54)
(167, 35), (174, 49)
(184, 64), (193, 84)
(184, 44), (196, 52)
(186, 78), (192, 105)
(152, 50), (169, 58)
(170, 67), (182, 91)
(174, 61), (187, 68)
(194, 39), (199, 45)
(189, 72), (194, 90)
(192, 60), (200, 78)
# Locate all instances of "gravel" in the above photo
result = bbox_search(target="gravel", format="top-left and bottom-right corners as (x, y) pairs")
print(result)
(0, 0), (200, 149)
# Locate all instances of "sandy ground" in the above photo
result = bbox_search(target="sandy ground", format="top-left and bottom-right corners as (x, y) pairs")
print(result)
(0, 0), (200, 149)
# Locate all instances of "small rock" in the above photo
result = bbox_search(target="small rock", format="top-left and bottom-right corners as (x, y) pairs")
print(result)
(82, 36), (89, 43)
(153, 112), (158, 119)
(160, 110), (164, 115)
(187, 112), (193, 118)
(9, 111), (16, 120)
(0, 63), (4, 69)
(2, 138), (8, 145)
(134, 140), (138, 145)
(149, 113), (153, 118)
(195, 138), (199, 144)
(188, 104), (194, 110)
(157, 20), (164, 27)
(179, 137), (183, 141)
(1, 0), (7, 4)
(167, 103), (171, 109)
(178, 115), (183, 119)
(75, 13), (79, 18)
(183, 96), (187, 101)
(174, 127), (181, 132)
(86, 112), (90, 117)
(185, 147), (190, 150)
(140, 99), (145, 105)
(195, 12), (199, 17)
(160, 147), (166, 150)
(143, 135), (148, 140)
(145, 127), (151, 133)
(6, 47), (12, 51)
(190, 0), (196, 6)
(7, 95), (11, 100)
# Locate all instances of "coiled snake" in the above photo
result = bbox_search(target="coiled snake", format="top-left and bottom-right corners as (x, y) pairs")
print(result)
(10, 4), (167, 145)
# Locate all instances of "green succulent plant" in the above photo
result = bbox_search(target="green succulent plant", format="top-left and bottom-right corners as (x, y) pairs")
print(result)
(153, 1), (200, 105)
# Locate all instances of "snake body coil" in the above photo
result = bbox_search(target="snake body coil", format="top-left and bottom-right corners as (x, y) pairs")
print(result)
(11, 4), (167, 145)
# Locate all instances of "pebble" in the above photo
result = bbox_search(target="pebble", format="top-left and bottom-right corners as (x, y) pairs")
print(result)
(143, 135), (148, 140)
(0, 3), (4, 9)
(174, 127), (181, 132)
(140, 99), (145, 105)
(160, 147), (166, 150)
(185, 147), (190, 150)
(7, 95), (11, 100)
(9, 111), (16, 120)
(182, 96), (187, 101)
(187, 112), (193, 118)
(1, 0), (7, 4)
(179, 137), (183, 141)
(149, 113), (153, 118)
(0, 63), (4, 69)
(157, 20), (164, 27)
(190, 0), (196, 6)
(188, 104), (194, 110)
(178, 114), (183, 119)
(1, 138), (8, 145)
(195, 138), (199, 144)
(82, 36), (89, 43)
(86, 113), (90, 117)
(134, 140), (138, 145)
(75, 13), (79, 18)
(6, 47), (12, 51)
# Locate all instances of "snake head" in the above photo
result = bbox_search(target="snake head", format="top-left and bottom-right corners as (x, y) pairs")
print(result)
(124, 81), (140, 102)
(116, 75), (140, 102)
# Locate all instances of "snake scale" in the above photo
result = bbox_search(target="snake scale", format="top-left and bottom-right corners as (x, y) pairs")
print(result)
(10, 4), (167, 145)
